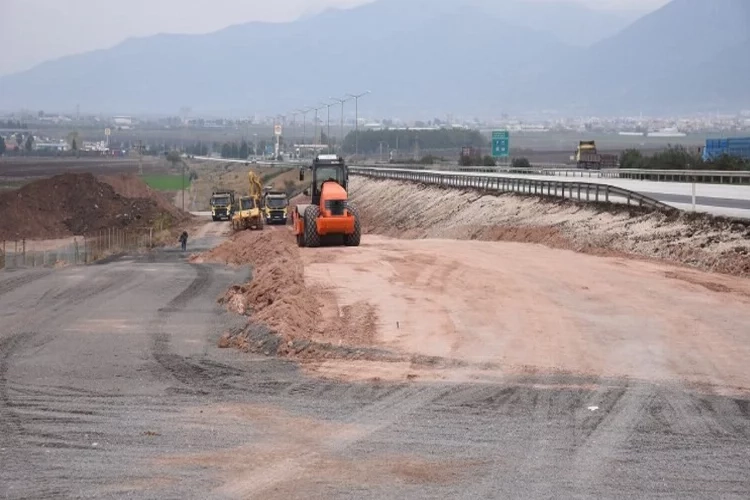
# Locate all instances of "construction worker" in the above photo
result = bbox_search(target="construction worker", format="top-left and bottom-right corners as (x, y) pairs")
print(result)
(179, 231), (188, 252)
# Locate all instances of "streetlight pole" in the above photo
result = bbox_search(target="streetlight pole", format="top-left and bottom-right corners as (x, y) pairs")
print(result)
(346, 90), (371, 156)
(313, 105), (325, 154)
(330, 96), (351, 154)
(290, 111), (298, 144)
(297, 108), (310, 149)
(320, 101), (335, 153)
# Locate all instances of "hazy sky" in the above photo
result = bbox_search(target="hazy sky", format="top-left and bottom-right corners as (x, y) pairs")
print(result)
(0, 0), (670, 76)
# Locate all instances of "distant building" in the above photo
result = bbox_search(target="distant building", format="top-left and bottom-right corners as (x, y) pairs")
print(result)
(34, 141), (69, 152)
(113, 116), (133, 127)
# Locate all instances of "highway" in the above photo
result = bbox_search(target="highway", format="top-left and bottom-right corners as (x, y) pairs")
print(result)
(389, 168), (750, 219)
(189, 155), (750, 218)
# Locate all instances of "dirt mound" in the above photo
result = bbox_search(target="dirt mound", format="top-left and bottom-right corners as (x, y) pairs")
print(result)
(348, 178), (750, 277)
(99, 173), (188, 220)
(0, 172), (188, 240)
(191, 229), (381, 359)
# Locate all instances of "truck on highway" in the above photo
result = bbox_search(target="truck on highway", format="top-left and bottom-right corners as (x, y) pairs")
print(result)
(574, 140), (619, 170)
(210, 191), (235, 221)
(701, 137), (750, 162)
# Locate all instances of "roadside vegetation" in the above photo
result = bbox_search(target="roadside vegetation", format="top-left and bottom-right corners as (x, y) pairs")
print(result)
(141, 174), (191, 191)
(341, 128), (488, 155)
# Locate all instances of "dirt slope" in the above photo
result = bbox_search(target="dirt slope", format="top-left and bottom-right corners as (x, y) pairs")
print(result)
(0, 172), (189, 240)
(99, 173), (188, 220)
(191, 229), (376, 357)
(348, 177), (750, 277)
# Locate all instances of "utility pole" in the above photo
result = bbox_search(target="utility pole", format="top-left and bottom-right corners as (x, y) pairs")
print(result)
(346, 90), (371, 156)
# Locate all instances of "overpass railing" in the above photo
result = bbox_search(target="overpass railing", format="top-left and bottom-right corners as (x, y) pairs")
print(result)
(349, 167), (676, 213)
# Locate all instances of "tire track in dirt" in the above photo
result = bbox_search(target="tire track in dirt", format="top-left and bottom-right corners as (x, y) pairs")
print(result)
(150, 263), (217, 392)
(0, 269), (53, 298)
(0, 332), (31, 444)
(216, 384), (454, 499)
(0, 268), (146, 451)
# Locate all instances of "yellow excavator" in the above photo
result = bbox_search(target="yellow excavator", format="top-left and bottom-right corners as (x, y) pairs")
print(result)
(231, 170), (264, 231)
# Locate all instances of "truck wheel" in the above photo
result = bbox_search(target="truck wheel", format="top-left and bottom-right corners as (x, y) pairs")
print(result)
(304, 205), (321, 248)
(344, 205), (361, 247)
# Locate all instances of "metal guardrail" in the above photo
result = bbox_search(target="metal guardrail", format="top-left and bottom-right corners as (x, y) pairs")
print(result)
(355, 163), (750, 184)
(349, 167), (676, 213)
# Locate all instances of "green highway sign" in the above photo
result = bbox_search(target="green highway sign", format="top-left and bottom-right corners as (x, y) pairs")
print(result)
(492, 130), (510, 158)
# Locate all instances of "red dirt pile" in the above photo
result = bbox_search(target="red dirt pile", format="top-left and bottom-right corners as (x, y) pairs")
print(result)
(0, 172), (190, 240)
(191, 229), (381, 359)
(192, 230), (322, 350)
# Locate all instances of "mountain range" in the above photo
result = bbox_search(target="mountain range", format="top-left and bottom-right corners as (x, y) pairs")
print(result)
(0, 0), (748, 117)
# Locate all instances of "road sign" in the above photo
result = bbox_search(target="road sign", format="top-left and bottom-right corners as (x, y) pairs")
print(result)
(104, 128), (111, 137)
(274, 125), (282, 136)
(491, 130), (509, 158)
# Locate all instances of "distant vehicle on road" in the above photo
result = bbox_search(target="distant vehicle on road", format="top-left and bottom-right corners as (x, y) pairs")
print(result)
(574, 140), (619, 169)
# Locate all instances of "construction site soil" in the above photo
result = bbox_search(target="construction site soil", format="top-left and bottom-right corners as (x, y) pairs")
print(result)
(191, 229), (380, 361)
(0, 172), (191, 240)
(193, 178), (750, 392)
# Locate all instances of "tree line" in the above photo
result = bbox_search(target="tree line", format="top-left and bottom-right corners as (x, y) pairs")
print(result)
(341, 129), (488, 155)
(620, 145), (750, 171)
(0, 134), (35, 154)
(0, 120), (28, 130)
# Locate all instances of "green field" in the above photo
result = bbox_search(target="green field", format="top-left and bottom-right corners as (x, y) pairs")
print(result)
(141, 174), (190, 191)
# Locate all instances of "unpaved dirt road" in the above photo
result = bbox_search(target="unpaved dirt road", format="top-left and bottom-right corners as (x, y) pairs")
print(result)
(304, 235), (750, 391)
(1, 223), (750, 498)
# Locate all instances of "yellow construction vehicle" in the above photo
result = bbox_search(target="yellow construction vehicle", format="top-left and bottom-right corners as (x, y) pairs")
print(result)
(231, 171), (264, 231)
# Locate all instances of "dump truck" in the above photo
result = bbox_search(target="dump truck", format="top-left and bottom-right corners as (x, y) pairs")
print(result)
(231, 171), (264, 231)
(263, 190), (290, 225)
(293, 154), (361, 248)
(574, 140), (618, 169)
(210, 191), (235, 221)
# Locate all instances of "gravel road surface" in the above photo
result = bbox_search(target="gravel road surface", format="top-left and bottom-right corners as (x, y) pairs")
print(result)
(1, 225), (749, 499)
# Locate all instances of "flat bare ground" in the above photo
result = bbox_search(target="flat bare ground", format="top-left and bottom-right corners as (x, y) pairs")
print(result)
(303, 235), (750, 393)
